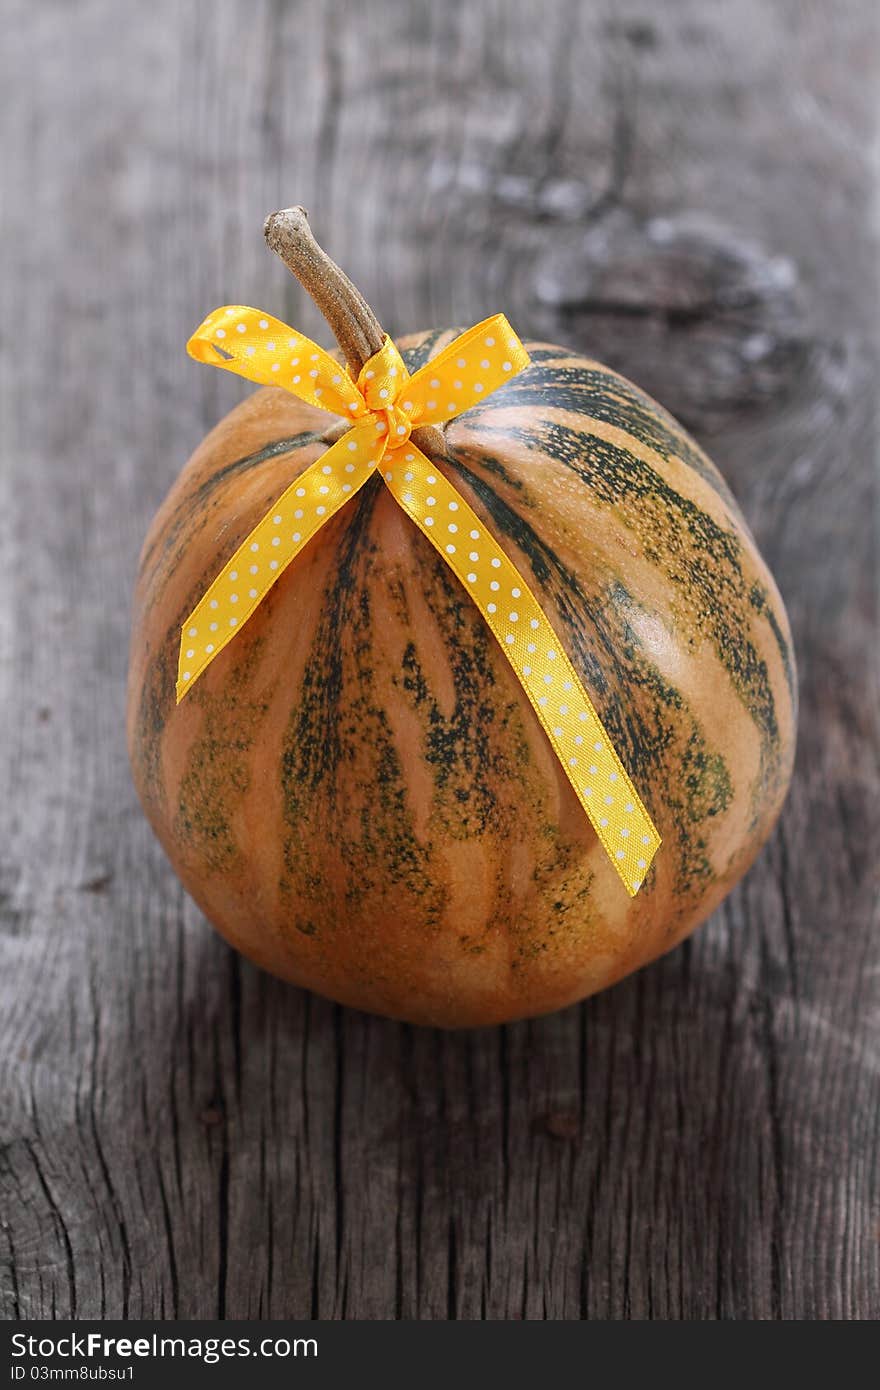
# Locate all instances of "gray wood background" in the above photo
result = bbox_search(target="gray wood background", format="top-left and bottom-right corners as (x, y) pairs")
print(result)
(1, 0), (877, 1320)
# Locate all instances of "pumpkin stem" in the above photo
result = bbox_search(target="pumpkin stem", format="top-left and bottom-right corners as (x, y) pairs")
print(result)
(264, 206), (385, 376)
(264, 206), (449, 459)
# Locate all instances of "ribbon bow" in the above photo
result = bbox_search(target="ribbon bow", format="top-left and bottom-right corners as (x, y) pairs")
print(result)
(178, 306), (660, 894)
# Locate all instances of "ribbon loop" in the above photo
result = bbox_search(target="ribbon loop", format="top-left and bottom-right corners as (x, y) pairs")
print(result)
(178, 307), (661, 894)
(187, 307), (366, 421)
(403, 315), (530, 427)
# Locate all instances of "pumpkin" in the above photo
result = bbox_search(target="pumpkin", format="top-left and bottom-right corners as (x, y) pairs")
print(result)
(127, 209), (796, 1028)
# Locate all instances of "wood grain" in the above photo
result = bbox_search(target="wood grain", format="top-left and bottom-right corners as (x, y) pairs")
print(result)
(1, 0), (877, 1319)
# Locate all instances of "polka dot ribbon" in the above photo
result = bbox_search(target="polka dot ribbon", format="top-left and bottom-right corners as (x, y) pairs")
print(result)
(178, 306), (661, 894)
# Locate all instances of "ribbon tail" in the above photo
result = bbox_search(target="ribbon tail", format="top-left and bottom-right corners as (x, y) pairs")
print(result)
(176, 420), (381, 701)
(381, 447), (661, 896)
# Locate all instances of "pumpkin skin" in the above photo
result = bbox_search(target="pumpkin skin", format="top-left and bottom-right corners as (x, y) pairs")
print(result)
(127, 330), (796, 1027)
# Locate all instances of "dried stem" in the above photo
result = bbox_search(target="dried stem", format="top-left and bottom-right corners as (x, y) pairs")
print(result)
(264, 207), (384, 376)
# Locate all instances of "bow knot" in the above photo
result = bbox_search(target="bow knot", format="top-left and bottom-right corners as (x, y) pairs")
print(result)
(353, 336), (415, 450)
(381, 402), (412, 448)
(357, 335), (407, 407)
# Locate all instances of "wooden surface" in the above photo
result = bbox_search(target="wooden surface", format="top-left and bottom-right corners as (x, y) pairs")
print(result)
(1, 0), (877, 1320)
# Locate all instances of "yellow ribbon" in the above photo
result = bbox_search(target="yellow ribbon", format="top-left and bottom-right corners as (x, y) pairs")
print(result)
(178, 306), (661, 894)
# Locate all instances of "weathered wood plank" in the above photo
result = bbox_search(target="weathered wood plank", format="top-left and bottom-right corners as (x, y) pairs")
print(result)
(0, 0), (877, 1320)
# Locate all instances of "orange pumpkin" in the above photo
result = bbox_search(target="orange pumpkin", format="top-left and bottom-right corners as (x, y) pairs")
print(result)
(127, 210), (796, 1027)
